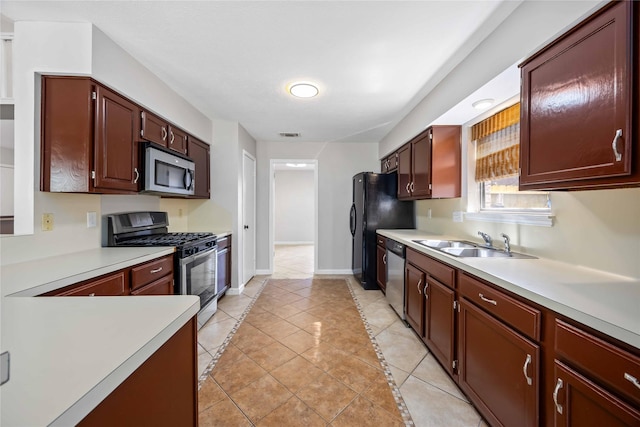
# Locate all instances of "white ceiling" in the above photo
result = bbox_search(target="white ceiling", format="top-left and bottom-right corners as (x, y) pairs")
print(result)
(0, 1), (518, 144)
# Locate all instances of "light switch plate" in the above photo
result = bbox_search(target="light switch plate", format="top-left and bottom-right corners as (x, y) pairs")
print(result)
(87, 211), (97, 228)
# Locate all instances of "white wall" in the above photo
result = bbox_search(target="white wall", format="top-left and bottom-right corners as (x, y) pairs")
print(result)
(0, 22), (213, 265)
(256, 141), (379, 273)
(274, 170), (314, 244)
(380, 0), (640, 279)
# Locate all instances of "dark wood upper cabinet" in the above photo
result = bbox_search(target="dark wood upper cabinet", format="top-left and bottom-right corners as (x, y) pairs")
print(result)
(41, 76), (94, 192)
(520, 1), (640, 190)
(396, 125), (461, 200)
(140, 110), (169, 148)
(41, 76), (140, 194)
(187, 136), (210, 199)
(169, 126), (189, 155)
(94, 85), (140, 192)
(397, 144), (412, 199)
(381, 152), (398, 173)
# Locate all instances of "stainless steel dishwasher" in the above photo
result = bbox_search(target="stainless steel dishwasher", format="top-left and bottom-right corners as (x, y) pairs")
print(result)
(385, 239), (406, 322)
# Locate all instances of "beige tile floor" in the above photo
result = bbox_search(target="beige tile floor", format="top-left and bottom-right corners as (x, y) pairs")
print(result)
(197, 244), (487, 427)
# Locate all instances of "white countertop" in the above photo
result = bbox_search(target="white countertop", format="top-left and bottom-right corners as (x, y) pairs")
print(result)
(2, 247), (176, 297)
(0, 247), (200, 427)
(378, 229), (640, 349)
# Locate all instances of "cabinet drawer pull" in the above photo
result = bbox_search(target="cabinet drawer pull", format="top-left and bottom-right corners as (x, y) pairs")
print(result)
(624, 373), (640, 390)
(523, 354), (532, 386)
(612, 129), (623, 162)
(478, 293), (497, 305)
(417, 279), (422, 295)
(553, 378), (564, 415)
(150, 267), (163, 274)
(382, 253), (387, 264)
(161, 127), (167, 141)
(88, 293), (95, 297)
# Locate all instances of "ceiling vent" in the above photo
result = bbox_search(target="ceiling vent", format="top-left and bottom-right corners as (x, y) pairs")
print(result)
(279, 132), (300, 138)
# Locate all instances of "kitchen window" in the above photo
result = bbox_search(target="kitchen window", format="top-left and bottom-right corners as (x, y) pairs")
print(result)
(466, 102), (553, 226)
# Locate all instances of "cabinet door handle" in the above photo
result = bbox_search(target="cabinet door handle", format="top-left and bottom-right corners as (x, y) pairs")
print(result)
(423, 282), (429, 298)
(161, 127), (167, 141)
(170, 131), (175, 145)
(382, 253), (387, 264)
(417, 279), (422, 295)
(553, 378), (564, 414)
(523, 354), (532, 386)
(133, 168), (140, 184)
(478, 293), (497, 305)
(410, 182), (415, 192)
(150, 267), (163, 274)
(624, 373), (640, 390)
(406, 183), (411, 193)
(612, 129), (623, 161)
(88, 293), (95, 297)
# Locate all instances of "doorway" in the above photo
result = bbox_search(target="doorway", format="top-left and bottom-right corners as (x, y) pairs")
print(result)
(242, 151), (256, 286)
(269, 159), (318, 276)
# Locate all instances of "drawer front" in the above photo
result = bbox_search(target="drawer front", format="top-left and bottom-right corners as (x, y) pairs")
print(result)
(131, 255), (174, 291)
(376, 235), (386, 247)
(217, 235), (231, 250)
(131, 275), (174, 296)
(459, 273), (540, 341)
(555, 319), (640, 406)
(59, 272), (126, 296)
(406, 248), (455, 288)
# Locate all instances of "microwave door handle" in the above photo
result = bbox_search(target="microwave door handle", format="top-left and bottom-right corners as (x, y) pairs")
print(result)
(184, 169), (194, 190)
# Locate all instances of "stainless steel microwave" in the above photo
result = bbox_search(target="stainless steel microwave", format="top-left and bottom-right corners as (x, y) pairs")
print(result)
(143, 145), (195, 196)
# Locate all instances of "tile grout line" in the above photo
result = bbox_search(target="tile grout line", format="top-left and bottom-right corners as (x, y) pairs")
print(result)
(346, 280), (415, 427)
(197, 278), (270, 388)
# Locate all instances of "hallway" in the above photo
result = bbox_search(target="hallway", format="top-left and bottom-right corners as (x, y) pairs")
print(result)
(196, 246), (485, 426)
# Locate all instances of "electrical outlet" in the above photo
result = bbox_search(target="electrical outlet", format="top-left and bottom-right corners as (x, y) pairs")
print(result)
(87, 211), (97, 228)
(178, 208), (183, 218)
(427, 208), (432, 219)
(452, 211), (464, 223)
(41, 213), (54, 231)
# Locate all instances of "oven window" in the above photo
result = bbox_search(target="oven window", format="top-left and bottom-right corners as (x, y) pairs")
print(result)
(185, 251), (217, 307)
(155, 160), (186, 189)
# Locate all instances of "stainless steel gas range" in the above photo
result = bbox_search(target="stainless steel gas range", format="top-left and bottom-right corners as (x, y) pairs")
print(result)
(104, 211), (218, 328)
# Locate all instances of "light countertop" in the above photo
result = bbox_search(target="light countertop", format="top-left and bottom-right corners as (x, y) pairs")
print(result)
(1, 247), (200, 427)
(2, 247), (176, 297)
(378, 229), (640, 349)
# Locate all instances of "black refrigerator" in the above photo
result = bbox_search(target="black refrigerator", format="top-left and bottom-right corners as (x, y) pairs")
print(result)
(350, 172), (415, 290)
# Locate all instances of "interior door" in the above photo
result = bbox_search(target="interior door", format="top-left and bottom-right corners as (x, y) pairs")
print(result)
(242, 151), (256, 286)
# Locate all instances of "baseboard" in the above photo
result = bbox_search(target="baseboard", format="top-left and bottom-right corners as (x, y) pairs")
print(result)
(226, 283), (245, 295)
(314, 269), (353, 275)
(255, 269), (272, 275)
(274, 241), (314, 245)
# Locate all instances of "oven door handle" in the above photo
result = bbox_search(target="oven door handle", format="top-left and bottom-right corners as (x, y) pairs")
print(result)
(179, 246), (217, 266)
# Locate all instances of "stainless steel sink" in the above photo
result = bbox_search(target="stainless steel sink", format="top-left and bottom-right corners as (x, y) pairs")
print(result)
(412, 239), (536, 259)
(413, 239), (477, 249)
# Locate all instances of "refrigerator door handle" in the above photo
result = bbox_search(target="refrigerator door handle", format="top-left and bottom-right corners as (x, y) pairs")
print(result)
(350, 204), (356, 236)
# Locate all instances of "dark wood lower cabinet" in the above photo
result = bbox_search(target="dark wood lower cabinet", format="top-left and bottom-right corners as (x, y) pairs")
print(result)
(552, 361), (640, 427)
(376, 244), (387, 293)
(78, 317), (198, 427)
(131, 275), (174, 295)
(405, 262), (425, 334)
(424, 277), (455, 375)
(458, 298), (539, 427)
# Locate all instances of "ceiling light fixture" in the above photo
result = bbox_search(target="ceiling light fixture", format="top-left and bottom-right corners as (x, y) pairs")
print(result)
(289, 82), (319, 98)
(472, 98), (495, 109)
(285, 163), (308, 168)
